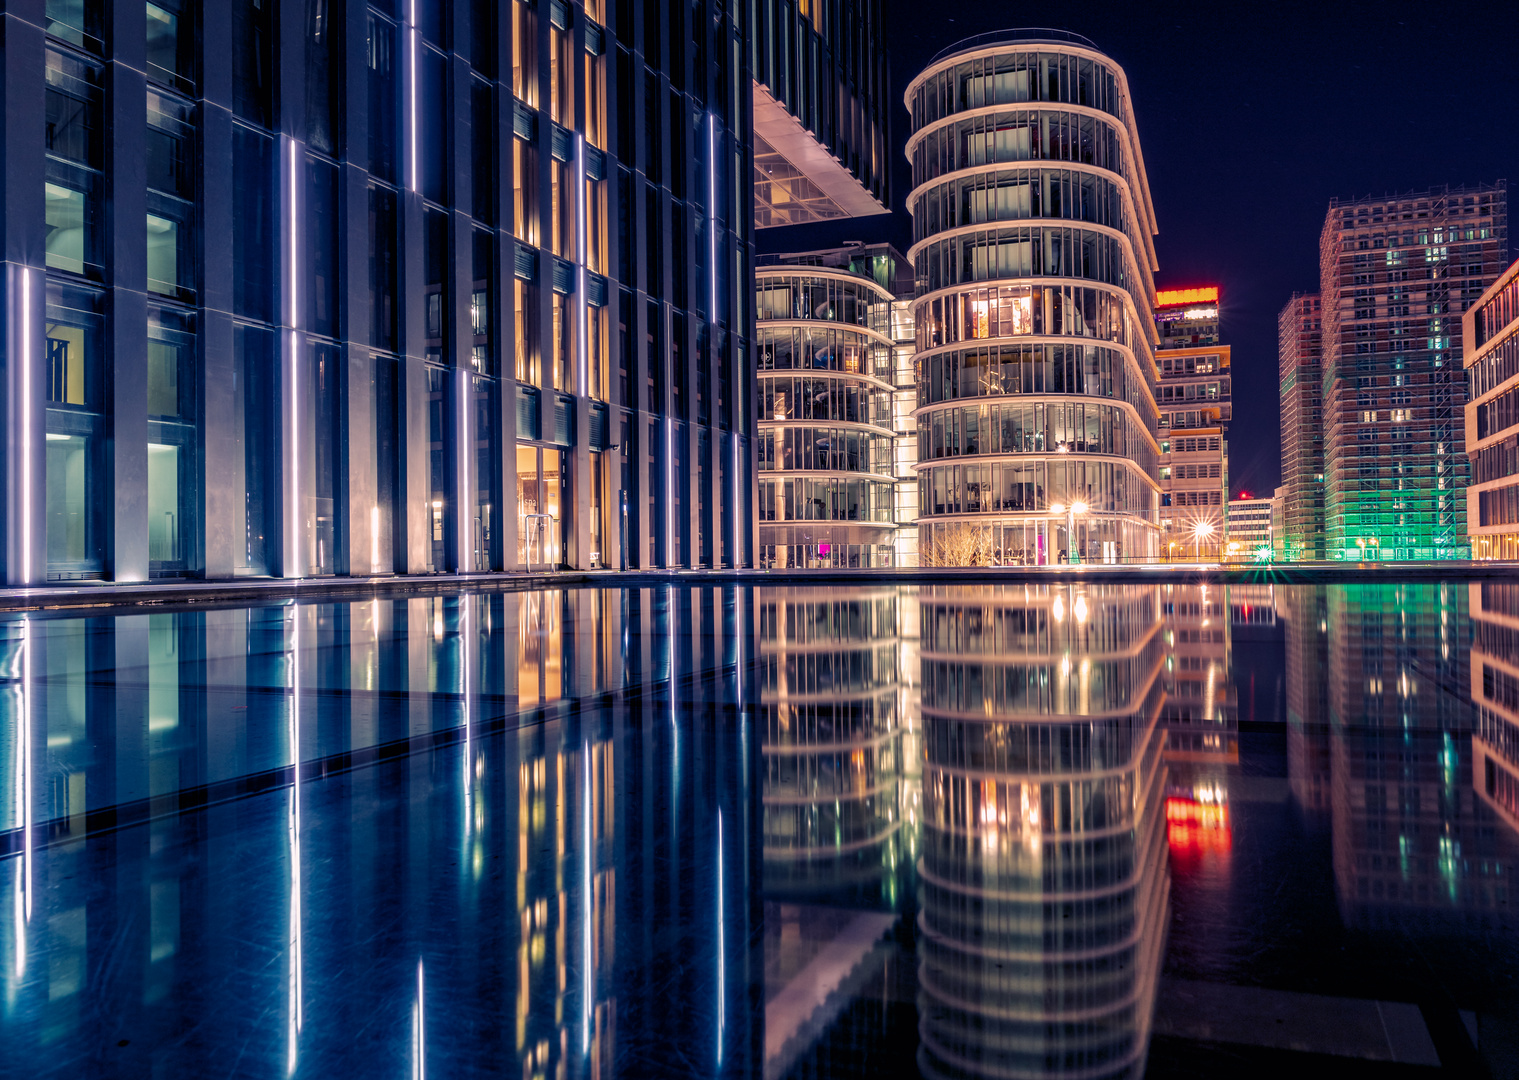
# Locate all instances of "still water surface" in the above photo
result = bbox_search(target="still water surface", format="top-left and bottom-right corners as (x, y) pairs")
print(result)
(1, 582), (1516, 1077)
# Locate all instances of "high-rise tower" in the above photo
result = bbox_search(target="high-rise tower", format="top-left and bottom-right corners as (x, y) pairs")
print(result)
(1319, 184), (1508, 560)
(905, 32), (1162, 566)
(1279, 292), (1324, 560)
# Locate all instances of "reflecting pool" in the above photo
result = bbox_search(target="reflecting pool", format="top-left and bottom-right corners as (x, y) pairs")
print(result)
(2, 582), (1518, 1077)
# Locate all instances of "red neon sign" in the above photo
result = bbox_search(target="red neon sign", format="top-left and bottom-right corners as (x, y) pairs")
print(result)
(1155, 287), (1220, 308)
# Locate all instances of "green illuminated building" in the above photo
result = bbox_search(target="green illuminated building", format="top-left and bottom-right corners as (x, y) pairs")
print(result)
(1320, 184), (1508, 560)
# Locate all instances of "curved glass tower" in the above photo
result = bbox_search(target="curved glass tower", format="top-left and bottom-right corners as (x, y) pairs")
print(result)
(917, 584), (1169, 1079)
(755, 265), (901, 568)
(760, 587), (908, 902)
(906, 32), (1163, 565)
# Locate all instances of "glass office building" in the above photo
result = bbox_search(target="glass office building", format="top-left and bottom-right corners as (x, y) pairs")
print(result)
(0, 0), (888, 585)
(1319, 183), (1508, 561)
(754, 246), (907, 568)
(905, 32), (1163, 566)
(1278, 292), (1324, 561)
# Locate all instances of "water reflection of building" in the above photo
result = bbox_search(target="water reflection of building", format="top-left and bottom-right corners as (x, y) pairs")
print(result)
(1284, 585), (1332, 813)
(1160, 585), (1235, 856)
(916, 585), (1168, 1079)
(1325, 584), (1514, 923)
(1471, 583), (1519, 836)
(759, 588), (908, 905)
(0, 586), (757, 1077)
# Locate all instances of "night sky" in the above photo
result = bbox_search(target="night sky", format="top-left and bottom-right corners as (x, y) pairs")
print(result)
(755, 0), (1519, 498)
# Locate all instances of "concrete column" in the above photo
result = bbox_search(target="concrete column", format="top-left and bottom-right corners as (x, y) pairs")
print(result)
(199, 0), (237, 579)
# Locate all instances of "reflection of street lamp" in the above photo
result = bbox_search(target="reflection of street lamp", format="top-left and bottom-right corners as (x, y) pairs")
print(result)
(1050, 501), (1089, 563)
(1193, 520), (1215, 562)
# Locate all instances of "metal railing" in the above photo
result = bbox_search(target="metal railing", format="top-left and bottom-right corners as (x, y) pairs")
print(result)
(929, 29), (1101, 66)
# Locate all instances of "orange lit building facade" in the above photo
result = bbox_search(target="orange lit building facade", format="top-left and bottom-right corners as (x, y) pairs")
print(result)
(1465, 257), (1519, 559)
(1154, 287), (1230, 561)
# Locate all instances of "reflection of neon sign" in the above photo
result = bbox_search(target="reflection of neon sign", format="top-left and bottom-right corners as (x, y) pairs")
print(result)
(1165, 796), (1231, 853)
(1156, 287), (1220, 307)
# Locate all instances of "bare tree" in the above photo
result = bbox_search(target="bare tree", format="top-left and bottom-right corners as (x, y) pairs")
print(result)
(923, 523), (993, 567)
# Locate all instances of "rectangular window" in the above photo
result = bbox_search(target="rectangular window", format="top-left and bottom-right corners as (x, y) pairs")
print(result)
(366, 14), (398, 182)
(46, 0), (105, 53)
(147, 306), (198, 575)
(423, 207), (449, 363)
(471, 78), (495, 224)
(233, 323), (277, 574)
(44, 281), (106, 577)
(512, 0), (538, 107)
(306, 156), (341, 337)
(369, 184), (399, 351)
(513, 137), (539, 244)
(145, 1), (193, 93)
(551, 291), (571, 391)
(305, 0), (341, 154)
(421, 46), (449, 202)
(549, 18), (573, 125)
(514, 277), (540, 384)
(471, 229), (495, 375)
(232, 0), (274, 125)
(232, 124), (275, 322)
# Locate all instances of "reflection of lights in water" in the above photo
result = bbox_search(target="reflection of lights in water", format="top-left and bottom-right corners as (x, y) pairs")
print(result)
(287, 606), (303, 1076)
(13, 617), (32, 979)
(1166, 795), (1230, 853)
(582, 742), (592, 1057)
(412, 960), (425, 1080)
(716, 808), (724, 1067)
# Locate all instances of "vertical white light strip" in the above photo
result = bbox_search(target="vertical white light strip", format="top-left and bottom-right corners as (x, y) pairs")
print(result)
(287, 606), (303, 1076)
(287, 138), (301, 579)
(413, 960), (426, 1080)
(707, 116), (718, 326)
(716, 808), (724, 1067)
(20, 269), (33, 586)
(458, 372), (471, 572)
(582, 741), (593, 1056)
(666, 414), (674, 566)
(407, 0), (419, 193)
(576, 134), (589, 397)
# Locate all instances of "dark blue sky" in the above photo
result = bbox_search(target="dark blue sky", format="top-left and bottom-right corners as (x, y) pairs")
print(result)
(755, 0), (1519, 497)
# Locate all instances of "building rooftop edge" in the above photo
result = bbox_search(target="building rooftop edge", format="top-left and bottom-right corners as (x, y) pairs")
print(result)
(927, 29), (1103, 66)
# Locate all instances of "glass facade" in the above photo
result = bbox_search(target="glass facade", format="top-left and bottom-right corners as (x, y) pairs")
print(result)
(755, 264), (899, 568)
(1465, 256), (1519, 560)
(1320, 183), (1509, 560)
(906, 34), (1162, 566)
(2, 0), (775, 584)
(1279, 293), (1325, 561)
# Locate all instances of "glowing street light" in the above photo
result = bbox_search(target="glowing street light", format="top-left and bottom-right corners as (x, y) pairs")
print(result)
(1050, 501), (1089, 564)
(1193, 520), (1215, 562)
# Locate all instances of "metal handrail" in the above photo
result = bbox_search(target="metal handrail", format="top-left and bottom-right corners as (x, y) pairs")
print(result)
(929, 28), (1101, 66)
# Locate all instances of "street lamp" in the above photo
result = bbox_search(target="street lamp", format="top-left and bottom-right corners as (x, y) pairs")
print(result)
(1050, 501), (1089, 564)
(1193, 520), (1215, 562)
